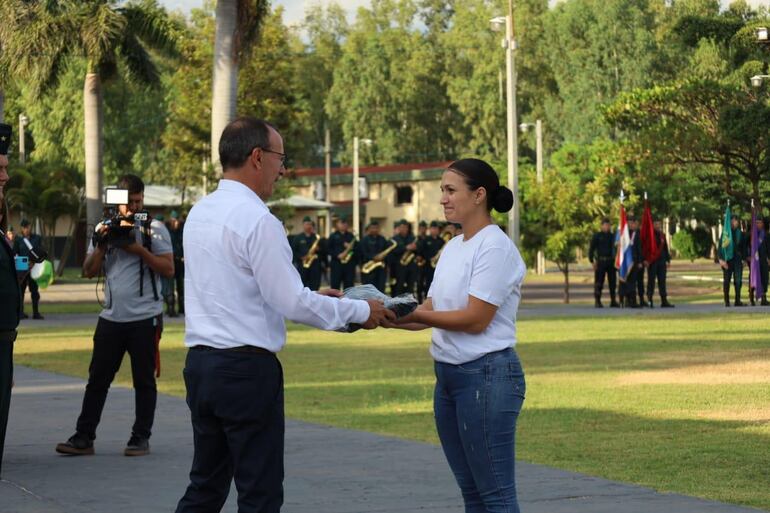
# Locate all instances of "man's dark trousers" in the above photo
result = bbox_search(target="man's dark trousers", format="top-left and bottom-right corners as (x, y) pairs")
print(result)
(20, 275), (40, 315)
(594, 257), (616, 302)
(75, 317), (157, 439)
(723, 259), (743, 303)
(0, 335), (14, 476)
(176, 348), (284, 513)
(647, 260), (667, 300)
(362, 267), (386, 293)
(330, 260), (355, 290)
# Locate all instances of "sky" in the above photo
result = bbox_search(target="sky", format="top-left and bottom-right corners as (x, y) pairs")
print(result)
(159, 0), (767, 24)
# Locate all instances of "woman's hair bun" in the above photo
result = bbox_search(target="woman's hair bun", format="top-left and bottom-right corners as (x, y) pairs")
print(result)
(493, 186), (514, 213)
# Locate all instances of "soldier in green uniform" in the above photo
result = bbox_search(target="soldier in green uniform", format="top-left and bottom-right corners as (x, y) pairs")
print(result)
(414, 221), (428, 302)
(719, 215), (747, 307)
(646, 220), (674, 308)
(328, 217), (357, 290)
(589, 218), (619, 308)
(292, 217), (323, 291)
(390, 220), (417, 296)
(13, 219), (45, 319)
(0, 123), (21, 477)
(360, 221), (388, 293)
(386, 220), (400, 293)
(419, 221), (445, 299)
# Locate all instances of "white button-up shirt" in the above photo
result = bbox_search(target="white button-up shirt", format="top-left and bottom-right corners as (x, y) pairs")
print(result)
(183, 179), (370, 351)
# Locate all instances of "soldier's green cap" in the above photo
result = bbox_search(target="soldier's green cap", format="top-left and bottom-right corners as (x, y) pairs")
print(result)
(419, 220), (428, 227)
(7, 226), (13, 232)
(0, 123), (11, 156)
(303, 216), (312, 223)
(453, 223), (462, 229)
(20, 218), (30, 227)
(368, 220), (380, 228)
(601, 217), (611, 224)
(155, 214), (165, 221)
(398, 219), (408, 226)
(170, 210), (179, 219)
(430, 221), (440, 228)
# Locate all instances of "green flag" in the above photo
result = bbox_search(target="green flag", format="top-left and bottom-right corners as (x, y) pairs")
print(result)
(720, 205), (733, 261)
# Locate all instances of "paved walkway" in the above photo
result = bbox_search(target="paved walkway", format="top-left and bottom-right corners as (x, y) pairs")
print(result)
(2, 366), (763, 513)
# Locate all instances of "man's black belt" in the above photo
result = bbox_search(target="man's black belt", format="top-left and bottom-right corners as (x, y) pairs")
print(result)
(0, 330), (17, 344)
(191, 345), (272, 355)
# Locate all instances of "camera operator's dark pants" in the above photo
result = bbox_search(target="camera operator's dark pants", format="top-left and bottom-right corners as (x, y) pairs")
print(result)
(20, 275), (40, 315)
(593, 258), (616, 302)
(0, 332), (15, 477)
(176, 347), (284, 513)
(330, 260), (355, 290)
(647, 260), (668, 300)
(174, 259), (185, 314)
(75, 317), (158, 440)
(723, 259), (743, 304)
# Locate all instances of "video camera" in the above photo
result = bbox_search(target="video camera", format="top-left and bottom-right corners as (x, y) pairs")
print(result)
(92, 188), (150, 248)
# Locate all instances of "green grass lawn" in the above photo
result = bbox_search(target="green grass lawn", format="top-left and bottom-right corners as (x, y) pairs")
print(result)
(13, 313), (770, 510)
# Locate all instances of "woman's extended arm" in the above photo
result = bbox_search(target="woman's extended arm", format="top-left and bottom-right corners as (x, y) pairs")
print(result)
(402, 295), (497, 334)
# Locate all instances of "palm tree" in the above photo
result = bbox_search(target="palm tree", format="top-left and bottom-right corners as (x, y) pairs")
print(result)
(1, 0), (177, 229)
(210, 0), (267, 173)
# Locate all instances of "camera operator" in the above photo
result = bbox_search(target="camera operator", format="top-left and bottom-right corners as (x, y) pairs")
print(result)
(55, 174), (174, 457)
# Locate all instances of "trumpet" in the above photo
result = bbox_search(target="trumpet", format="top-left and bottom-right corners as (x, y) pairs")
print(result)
(340, 237), (357, 264)
(302, 234), (321, 269)
(361, 239), (397, 274)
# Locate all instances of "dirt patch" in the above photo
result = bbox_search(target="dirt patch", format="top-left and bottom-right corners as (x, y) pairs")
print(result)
(619, 355), (770, 385)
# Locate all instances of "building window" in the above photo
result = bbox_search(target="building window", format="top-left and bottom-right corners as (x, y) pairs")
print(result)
(395, 185), (413, 205)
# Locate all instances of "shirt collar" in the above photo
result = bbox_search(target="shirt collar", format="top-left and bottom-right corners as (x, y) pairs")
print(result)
(217, 179), (266, 207)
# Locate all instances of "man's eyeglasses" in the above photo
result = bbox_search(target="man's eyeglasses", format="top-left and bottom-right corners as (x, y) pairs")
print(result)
(250, 146), (287, 168)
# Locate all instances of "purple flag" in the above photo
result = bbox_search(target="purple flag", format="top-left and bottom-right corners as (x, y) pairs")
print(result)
(750, 208), (765, 299)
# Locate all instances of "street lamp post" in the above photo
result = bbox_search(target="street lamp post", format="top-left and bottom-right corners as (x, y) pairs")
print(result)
(18, 113), (29, 164)
(324, 126), (332, 237)
(352, 137), (373, 236)
(491, 1), (519, 245)
(520, 120), (545, 274)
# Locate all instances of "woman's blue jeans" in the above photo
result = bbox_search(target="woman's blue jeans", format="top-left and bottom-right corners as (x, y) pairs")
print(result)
(434, 348), (526, 513)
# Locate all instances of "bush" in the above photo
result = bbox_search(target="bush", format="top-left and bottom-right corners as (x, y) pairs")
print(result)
(672, 227), (712, 261)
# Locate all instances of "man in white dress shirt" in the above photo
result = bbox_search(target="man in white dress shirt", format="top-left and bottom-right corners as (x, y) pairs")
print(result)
(175, 117), (393, 513)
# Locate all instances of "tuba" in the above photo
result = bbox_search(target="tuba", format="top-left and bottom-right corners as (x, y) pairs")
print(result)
(302, 234), (321, 269)
(340, 236), (358, 264)
(361, 239), (398, 274)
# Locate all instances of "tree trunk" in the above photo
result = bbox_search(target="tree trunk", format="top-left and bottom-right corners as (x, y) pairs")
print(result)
(563, 262), (570, 304)
(84, 73), (103, 236)
(211, 0), (239, 176)
(57, 198), (84, 277)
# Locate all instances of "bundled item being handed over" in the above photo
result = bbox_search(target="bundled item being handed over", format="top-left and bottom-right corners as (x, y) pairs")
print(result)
(339, 284), (418, 332)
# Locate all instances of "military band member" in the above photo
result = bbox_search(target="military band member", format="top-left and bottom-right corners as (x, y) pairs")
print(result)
(292, 216), (323, 291)
(360, 221), (388, 293)
(749, 217), (769, 306)
(328, 217), (357, 290)
(415, 221), (428, 302)
(646, 220), (673, 308)
(419, 221), (445, 299)
(589, 218), (619, 308)
(719, 215), (747, 307)
(392, 219), (418, 296)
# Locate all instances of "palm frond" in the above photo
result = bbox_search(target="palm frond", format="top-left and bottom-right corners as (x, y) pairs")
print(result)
(119, 32), (160, 86)
(119, 0), (181, 59)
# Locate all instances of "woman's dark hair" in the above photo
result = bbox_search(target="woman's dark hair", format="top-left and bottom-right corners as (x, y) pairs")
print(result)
(219, 117), (274, 170)
(447, 158), (513, 213)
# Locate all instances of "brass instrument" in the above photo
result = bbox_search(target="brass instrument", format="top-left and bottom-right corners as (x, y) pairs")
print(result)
(430, 247), (444, 268)
(301, 234), (321, 269)
(339, 236), (357, 264)
(361, 239), (398, 274)
(400, 250), (415, 266)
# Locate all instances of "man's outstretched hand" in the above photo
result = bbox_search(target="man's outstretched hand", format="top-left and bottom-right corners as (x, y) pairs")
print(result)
(362, 299), (396, 329)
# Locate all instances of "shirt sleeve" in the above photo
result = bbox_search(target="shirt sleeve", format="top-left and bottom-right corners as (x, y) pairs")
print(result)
(150, 221), (173, 255)
(468, 245), (525, 307)
(248, 215), (370, 330)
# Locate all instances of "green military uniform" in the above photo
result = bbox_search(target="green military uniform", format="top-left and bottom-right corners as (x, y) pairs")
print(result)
(0, 122), (20, 476)
(360, 229), (388, 293)
(328, 228), (357, 290)
(391, 221), (418, 296)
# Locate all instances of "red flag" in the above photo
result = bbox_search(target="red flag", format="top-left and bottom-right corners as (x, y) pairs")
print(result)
(640, 200), (660, 264)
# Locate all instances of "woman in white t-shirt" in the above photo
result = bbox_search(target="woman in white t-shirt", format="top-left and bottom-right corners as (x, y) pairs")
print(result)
(389, 158), (526, 513)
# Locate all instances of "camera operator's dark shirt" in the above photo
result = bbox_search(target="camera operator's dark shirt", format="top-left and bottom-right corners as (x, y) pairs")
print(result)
(13, 233), (43, 260)
(89, 219), (172, 322)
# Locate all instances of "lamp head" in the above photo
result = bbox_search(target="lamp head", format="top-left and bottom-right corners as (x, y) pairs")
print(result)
(489, 16), (506, 32)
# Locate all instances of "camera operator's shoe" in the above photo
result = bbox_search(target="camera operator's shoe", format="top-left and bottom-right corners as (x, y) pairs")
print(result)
(55, 433), (94, 455)
(124, 435), (150, 456)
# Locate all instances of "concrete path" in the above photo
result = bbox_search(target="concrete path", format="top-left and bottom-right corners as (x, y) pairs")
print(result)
(2, 366), (763, 513)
